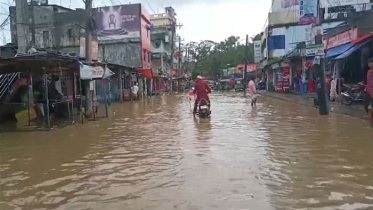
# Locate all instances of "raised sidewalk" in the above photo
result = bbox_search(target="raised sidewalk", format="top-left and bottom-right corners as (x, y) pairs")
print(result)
(259, 91), (368, 121)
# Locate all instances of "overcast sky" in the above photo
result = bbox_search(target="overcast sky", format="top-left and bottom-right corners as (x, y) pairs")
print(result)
(0, 0), (271, 44)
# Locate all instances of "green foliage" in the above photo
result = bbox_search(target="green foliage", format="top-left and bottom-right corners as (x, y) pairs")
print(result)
(186, 35), (255, 77)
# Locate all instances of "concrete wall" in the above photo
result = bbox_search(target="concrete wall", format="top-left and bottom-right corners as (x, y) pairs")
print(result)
(140, 5), (152, 70)
(150, 13), (174, 27)
(99, 43), (141, 68)
(11, 3), (76, 52)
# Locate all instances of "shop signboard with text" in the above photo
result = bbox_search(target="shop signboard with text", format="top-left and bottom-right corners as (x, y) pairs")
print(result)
(326, 28), (358, 49)
(79, 62), (115, 80)
(254, 40), (262, 63)
(305, 25), (325, 56)
(319, 0), (370, 8)
(299, 0), (318, 25)
(95, 4), (141, 41)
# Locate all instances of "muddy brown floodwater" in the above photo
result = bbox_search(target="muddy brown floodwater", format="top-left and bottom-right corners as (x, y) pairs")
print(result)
(1, 92), (373, 210)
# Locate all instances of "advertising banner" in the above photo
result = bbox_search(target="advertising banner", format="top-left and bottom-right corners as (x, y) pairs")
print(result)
(269, 0), (300, 25)
(254, 40), (262, 63)
(95, 4), (141, 41)
(79, 62), (115, 80)
(272, 0), (300, 12)
(299, 0), (318, 25)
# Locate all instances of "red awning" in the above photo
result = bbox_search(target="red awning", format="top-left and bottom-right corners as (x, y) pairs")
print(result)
(136, 69), (153, 79)
(352, 33), (373, 45)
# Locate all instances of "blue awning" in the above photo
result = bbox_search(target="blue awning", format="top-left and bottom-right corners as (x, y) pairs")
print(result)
(335, 40), (370, 59)
(325, 43), (353, 58)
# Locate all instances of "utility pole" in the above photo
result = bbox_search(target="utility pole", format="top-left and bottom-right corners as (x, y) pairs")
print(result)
(30, 0), (36, 49)
(178, 36), (181, 77)
(169, 22), (175, 94)
(84, 0), (93, 117)
(314, 57), (329, 115)
(244, 34), (249, 94)
(185, 46), (189, 76)
(314, 5), (329, 116)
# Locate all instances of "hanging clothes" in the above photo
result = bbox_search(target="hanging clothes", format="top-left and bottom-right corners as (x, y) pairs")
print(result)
(330, 79), (337, 101)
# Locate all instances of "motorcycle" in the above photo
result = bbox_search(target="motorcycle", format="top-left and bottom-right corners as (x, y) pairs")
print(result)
(197, 98), (211, 118)
(341, 83), (366, 106)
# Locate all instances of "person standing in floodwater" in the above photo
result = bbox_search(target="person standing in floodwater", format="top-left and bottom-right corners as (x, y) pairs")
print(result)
(131, 82), (139, 101)
(248, 77), (257, 107)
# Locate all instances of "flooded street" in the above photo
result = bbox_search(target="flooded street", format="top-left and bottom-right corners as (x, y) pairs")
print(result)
(1, 93), (373, 210)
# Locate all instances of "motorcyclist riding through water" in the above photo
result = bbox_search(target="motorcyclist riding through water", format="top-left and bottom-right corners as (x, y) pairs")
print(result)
(193, 75), (212, 115)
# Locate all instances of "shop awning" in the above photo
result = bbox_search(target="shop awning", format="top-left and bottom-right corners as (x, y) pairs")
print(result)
(335, 40), (370, 60)
(325, 43), (352, 58)
(136, 69), (153, 79)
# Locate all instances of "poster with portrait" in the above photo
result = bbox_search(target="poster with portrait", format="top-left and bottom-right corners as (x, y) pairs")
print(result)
(95, 4), (141, 41)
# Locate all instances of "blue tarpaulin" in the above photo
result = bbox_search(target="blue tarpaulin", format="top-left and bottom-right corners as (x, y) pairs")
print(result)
(325, 43), (352, 58)
(335, 40), (370, 59)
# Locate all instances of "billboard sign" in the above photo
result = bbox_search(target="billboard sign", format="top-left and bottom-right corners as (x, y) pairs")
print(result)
(254, 40), (262, 63)
(95, 4), (141, 41)
(299, 0), (318, 25)
(272, 0), (300, 12)
(269, 0), (300, 25)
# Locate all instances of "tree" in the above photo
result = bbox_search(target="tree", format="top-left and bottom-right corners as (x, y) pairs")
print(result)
(186, 35), (254, 78)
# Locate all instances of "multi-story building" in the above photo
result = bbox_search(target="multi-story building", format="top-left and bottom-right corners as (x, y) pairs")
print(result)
(9, 0), (154, 99)
(11, 1), (152, 70)
(150, 7), (178, 78)
(260, 0), (373, 92)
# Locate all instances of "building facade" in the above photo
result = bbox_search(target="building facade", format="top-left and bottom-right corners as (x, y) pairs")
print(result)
(259, 0), (373, 93)
(10, 1), (154, 100)
(150, 7), (178, 78)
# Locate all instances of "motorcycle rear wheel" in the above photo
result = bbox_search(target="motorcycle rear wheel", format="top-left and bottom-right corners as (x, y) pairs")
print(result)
(344, 97), (353, 106)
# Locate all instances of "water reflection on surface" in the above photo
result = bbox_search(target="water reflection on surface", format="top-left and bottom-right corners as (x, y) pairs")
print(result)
(1, 92), (373, 210)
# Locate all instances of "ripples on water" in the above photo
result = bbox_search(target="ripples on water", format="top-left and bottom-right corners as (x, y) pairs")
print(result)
(0, 92), (373, 210)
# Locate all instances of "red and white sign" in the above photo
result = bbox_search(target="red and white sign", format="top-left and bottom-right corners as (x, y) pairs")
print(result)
(326, 28), (358, 49)
(80, 37), (99, 60)
(91, 66), (105, 78)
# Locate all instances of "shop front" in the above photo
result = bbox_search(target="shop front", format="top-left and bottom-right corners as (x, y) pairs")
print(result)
(136, 68), (153, 97)
(272, 61), (291, 92)
(325, 30), (373, 99)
